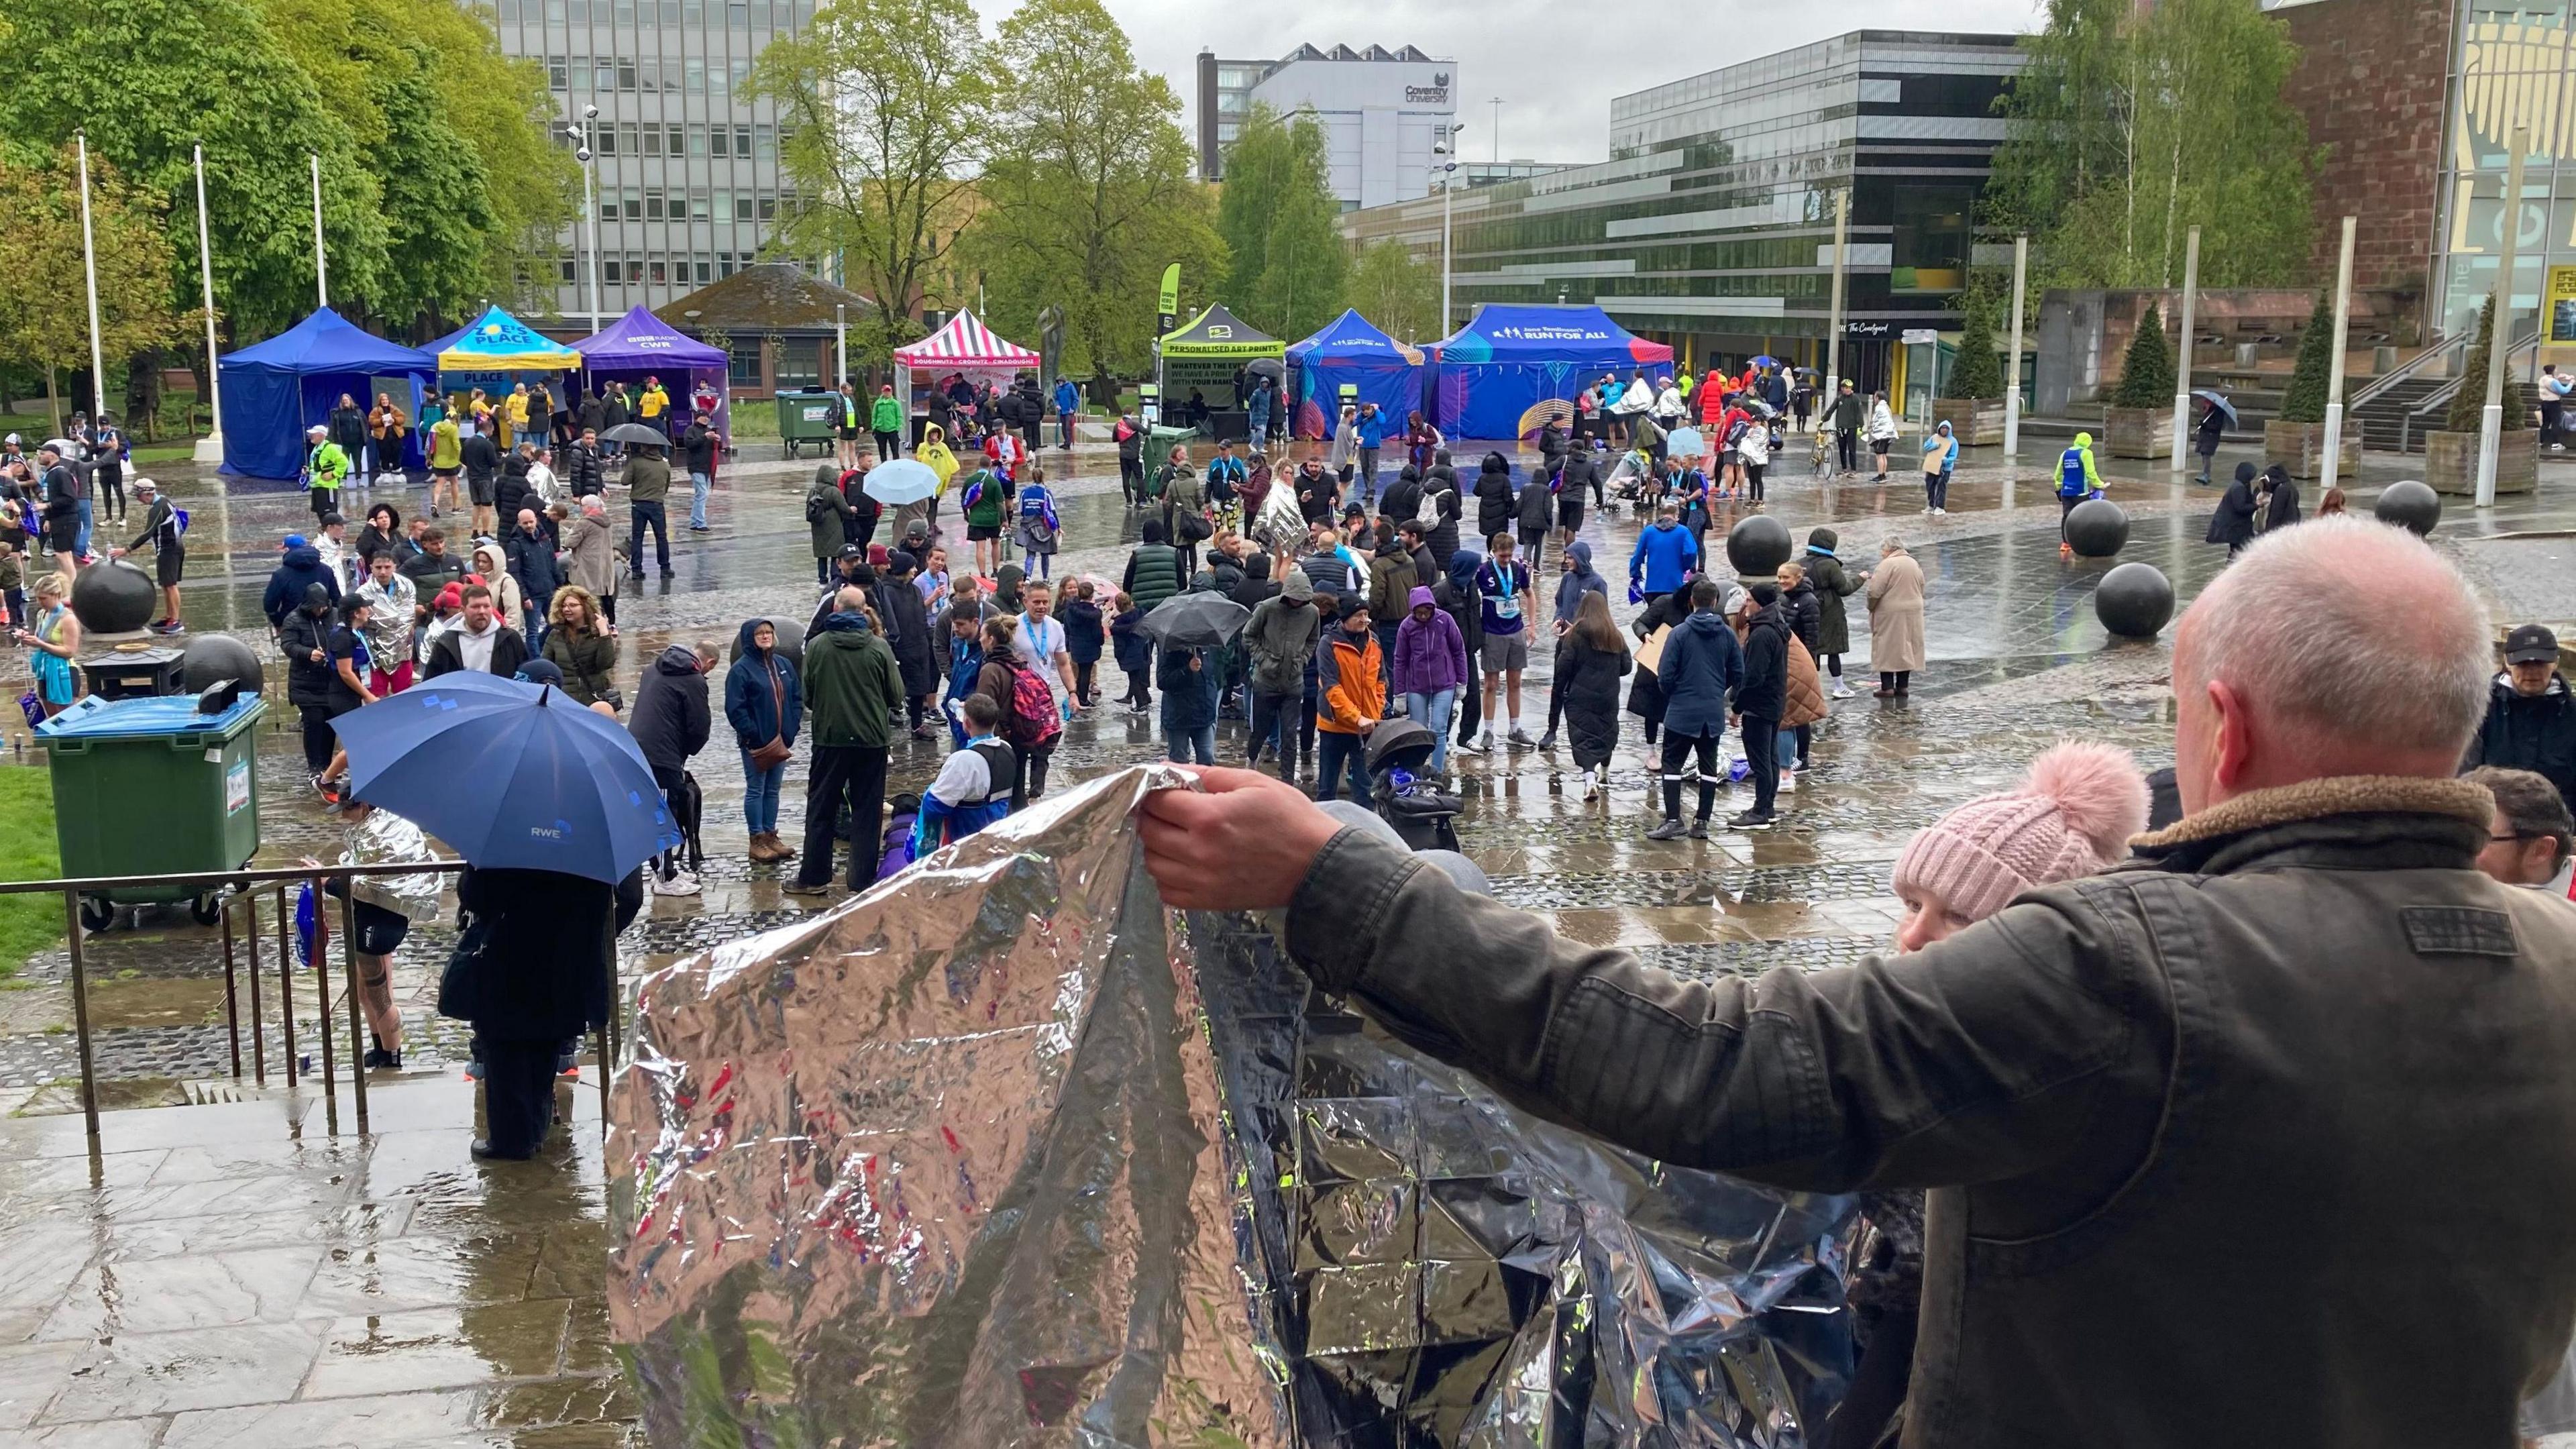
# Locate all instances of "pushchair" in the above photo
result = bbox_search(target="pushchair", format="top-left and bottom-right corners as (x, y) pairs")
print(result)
(1366, 718), (1461, 852)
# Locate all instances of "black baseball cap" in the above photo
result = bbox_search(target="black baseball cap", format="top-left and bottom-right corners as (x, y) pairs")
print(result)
(2506, 624), (2561, 664)
(836, 543), (865, 561)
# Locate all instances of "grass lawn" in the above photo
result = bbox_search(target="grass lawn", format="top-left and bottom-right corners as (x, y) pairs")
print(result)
(0, 767), (62, 977)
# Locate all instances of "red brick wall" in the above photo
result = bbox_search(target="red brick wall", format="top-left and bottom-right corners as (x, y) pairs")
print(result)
(2281, 0), (2454, 298)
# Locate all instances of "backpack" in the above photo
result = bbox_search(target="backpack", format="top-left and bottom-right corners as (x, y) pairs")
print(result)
(806, 490), (833, 523)
(1415, 484), (1447, 531)
(1002, 662), (1062, 748)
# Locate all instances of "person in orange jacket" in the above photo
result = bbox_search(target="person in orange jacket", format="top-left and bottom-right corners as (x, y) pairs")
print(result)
(1314, 600), (1385, 803)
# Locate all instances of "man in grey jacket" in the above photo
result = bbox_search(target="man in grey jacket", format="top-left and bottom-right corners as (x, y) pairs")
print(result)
(1241, 568), (1320, 781)
(1140, 516), (2576, 1449)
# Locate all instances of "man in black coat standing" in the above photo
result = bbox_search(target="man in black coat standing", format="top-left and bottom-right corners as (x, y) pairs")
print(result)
(444, 863), (616, 1161)
(1731, 582), (1789, 830)
(629, 641), (718, 896)
(2465, 624), (2576, 813)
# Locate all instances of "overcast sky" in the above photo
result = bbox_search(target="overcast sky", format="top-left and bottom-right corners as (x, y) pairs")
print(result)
(970, 0), (2047, 164)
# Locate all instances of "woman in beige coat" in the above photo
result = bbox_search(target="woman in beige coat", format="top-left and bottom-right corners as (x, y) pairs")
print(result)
(566, 496), (623, 624)
(1866, 536), (1925, 697)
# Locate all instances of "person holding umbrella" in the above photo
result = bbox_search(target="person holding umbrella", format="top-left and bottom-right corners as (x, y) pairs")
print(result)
(2192, 391), (2234, 485)
(327, 671), (680, 1159)
(1141, 585), (1250, 765)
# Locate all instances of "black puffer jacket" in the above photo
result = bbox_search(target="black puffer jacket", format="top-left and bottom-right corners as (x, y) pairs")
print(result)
(1473, 453), (1517, 541)
(1733, 602), (1789, 720)
(627, 645), (711, 773)
(2466, 672), (2576, 809)
(279, 586), (339, 709)
(1779, 577), (1823, 655)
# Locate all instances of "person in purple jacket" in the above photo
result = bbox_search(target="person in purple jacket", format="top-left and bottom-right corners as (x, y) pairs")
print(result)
(1391, 584), (1470, 774)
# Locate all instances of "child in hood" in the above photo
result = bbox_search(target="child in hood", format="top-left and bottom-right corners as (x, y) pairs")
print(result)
(1059, 580), (1104, 706)
(1109, 591), (1151, 710)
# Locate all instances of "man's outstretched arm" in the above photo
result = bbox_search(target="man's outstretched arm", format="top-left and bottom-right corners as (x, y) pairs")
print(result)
(1142, 769), (2145, 1193)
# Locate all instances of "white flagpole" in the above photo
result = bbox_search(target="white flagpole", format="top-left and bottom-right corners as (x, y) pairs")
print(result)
(76, 131), (109, 432)
(310, 152), (329, 309)
(195, 143), (226, 464)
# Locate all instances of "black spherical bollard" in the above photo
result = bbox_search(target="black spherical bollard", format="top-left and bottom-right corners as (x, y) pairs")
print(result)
(2064, 498), (2131, 559)
(1726, 513), (1792, 577)
(725, 616), (806, 674)
(181, 633), (266, 694)
(2095, 561), (2176, 639)
(68, 559), (157, 635)
(2373, 479), (2441, 537)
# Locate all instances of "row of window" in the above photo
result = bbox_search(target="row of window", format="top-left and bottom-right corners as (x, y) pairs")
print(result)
(543, 54), (755, 97)
(589, 186), (789, 221)
(556, 249), (761, 286)
(491, 0), (808, 28)
(556, 119), (776, 161)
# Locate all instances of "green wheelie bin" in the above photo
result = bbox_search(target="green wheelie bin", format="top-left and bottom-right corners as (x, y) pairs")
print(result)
(35, 694), (266, 930)
(777, 387), (840, 460)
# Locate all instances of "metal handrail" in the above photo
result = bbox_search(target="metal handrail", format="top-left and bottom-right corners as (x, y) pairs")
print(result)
(2395, 329), (2544, 453)
(2349, 331), (2459, 413)
(0, 859), (617, 1154)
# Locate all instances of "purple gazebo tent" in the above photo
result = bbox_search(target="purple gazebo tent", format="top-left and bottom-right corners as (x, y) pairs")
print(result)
(571, 305), (734, 438)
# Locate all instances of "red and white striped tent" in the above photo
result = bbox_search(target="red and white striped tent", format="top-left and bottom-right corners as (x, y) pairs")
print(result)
(891, 310), (1039, 374)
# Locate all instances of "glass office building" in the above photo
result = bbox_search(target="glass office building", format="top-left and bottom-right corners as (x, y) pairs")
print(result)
(2440, 1), (2576, 350)
(1339, 31), (2024, 401)
(465, 0), (811, 326)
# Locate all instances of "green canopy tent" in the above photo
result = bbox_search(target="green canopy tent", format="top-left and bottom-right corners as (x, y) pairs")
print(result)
(1156, 305), (1285, 439)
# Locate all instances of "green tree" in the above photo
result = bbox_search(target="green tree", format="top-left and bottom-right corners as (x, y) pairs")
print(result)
(2277, 288), (2334, 424)
(966, 0), (1222, 383)
(1988, 0), (2316, 289)
(1344, 239), (1442, 343)
(0, 148), (192, 435)
(755, 0), (990, 362)
(1943, 284), (2005, 400)
(2447, 290), (2531, 434)
(11, 0), (391, 341)
(1216, 106), (1348, 343)
(2111, 305), (2174, 408)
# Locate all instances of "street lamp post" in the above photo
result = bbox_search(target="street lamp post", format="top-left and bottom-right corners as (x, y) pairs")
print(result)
(1434, 131), (1463, 335)
(565, 107), (604, 332)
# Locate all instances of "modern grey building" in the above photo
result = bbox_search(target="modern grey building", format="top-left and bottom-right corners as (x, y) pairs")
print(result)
(1338, 30), (2025, 410)
(1197, 44), (1457, 208)
(468, 0), (810, 328)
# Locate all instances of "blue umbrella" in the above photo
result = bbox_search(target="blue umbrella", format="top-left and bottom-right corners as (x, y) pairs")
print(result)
(2193, 389), (2240, 427)
(329, 672), (680, 883)
(863, 458), (942, 505)
(1667, 427), (1707, 458)
(1748, 355), (1779, 369)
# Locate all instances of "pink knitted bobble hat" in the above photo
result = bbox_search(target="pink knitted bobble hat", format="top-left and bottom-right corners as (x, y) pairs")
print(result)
(1891, 741), (2151, 923)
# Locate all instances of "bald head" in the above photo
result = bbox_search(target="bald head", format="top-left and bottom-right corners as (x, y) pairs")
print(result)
(2172, 517), (2489, 813)
(836, 585), (867, 613)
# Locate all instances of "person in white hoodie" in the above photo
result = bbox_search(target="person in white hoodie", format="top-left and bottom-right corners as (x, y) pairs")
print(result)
(1866, 390), (1900, 482)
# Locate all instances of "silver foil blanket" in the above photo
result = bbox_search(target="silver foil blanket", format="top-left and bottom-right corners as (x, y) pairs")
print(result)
(608, 765), (1856, 1446)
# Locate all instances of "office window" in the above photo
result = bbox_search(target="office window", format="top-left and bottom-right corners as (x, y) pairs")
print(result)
(639, 60), (658, 92)
(626, 252), (643, 283)
(689, 124), (709, 157)
(691, 189), (712, 219)
(684, 58), (705, 94)
(661, 0), (680, 20)
(545, 56), (568, 89)
(593, 122), (616, 154)
(756, 194), (775, 220)
(616, 0), (635, 20)
(644, 189), (665, 220)
(714, 188), (735, 217)
(730, 59), (749, 93)
(753, 123), (775, 162)
(683, 0), (702, 20)
(729, 0), (749, 26)
(734, 123), (753, 156)
(667, 124), (687, 156)
(621, 186), (642, 220)
(710, 62), (729, 102)
(602, 257), (623, 282)
(546, 0), (565, 17)
(727, 343), (759, 385)
(649, 258), (668, 284)
(1216, 91), (1246, 114)
(617, 121), (641, 154)
(569, 0), (588, 17)
(708, 126), (729, 157)
(734, 192), (754, 221)
(616, 58), (636, 90)
(500, 0), (520, 19)
(695, 258), (712, 282)
(594, 57), (616, 91)
(1216, 121), (1240, 144)
(559, 258), (578, 283)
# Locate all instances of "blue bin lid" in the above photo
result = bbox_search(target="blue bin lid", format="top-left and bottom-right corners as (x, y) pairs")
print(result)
(34, 694), (264, 740)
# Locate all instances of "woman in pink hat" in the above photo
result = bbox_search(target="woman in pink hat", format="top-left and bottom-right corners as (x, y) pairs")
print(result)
(1823, 739), (2150, 1449)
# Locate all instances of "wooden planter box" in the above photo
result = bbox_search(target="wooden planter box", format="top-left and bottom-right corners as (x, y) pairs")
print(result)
(2424, 429), (2540, 495)
(2261, 419), (2361, 480)
(1930, 397), (2007, 445)
(2102, 405), (2174, 460)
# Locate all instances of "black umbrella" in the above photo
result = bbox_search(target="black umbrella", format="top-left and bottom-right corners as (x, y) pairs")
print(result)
(601, 422), (673, 446)
(1139, 592), (1250, 649)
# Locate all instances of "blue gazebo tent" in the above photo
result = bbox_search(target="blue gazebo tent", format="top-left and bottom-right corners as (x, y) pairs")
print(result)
(1426, 305), (1675, 441)
(1285, 310), (1426, 440)
(217, 307), (435, 481)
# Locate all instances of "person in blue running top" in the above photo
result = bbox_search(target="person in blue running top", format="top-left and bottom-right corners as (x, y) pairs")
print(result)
(1473, 532), (1536, 751)
(2057, 430), (2104, 558)
(1353, 402), (1387, 501)
(1053, 375), (1080, 450)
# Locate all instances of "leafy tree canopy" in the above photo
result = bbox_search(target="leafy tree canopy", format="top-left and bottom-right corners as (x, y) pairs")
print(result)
(0, 147), (192, 433)
(1345, 239), (1442, 345)
(1216, 106), (1348, 344)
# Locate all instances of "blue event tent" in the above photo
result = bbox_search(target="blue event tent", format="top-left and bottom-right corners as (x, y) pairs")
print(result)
(217, 308), (435, 482)
(1285, 310), (1426, 440)
(1426, 305), (1674, 441)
